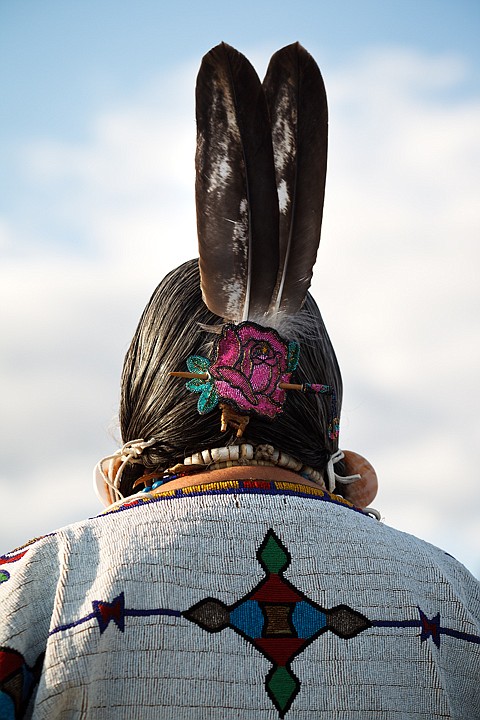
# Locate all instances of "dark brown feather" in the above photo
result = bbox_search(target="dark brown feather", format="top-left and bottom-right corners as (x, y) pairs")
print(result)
(263, 42), (328, 315)
(195, 42), (279, 321)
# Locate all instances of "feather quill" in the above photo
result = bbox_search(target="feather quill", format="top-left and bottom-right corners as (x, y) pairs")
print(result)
(263, 42), (328, 315)
(195, 42), (279, 322)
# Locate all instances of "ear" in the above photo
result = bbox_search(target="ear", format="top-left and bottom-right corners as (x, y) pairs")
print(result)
(102, 457), (123, 505)
(339, 450), (378, 508)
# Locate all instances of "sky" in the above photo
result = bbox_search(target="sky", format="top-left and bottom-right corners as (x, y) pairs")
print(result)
(1, 0), (479, 576)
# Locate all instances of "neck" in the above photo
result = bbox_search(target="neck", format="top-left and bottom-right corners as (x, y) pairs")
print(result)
(148, 465), (325, 493)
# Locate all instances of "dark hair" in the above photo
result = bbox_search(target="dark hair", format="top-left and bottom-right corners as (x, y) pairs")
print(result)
(119, 259), (342, 496)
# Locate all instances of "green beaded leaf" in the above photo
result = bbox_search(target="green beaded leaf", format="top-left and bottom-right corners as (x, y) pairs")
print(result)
(197, 383), (219, 414)
(184, 355), (217, 414)
(187, 355), (211, 373)
(287, 342), (300, 372)
(266, 666), (300, 717)
(186, 378), (208, 391)
(258, 529), (290, 574)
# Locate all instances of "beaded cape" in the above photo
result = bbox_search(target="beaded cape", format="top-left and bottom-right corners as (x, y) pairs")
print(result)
(1, 480), (479, 719)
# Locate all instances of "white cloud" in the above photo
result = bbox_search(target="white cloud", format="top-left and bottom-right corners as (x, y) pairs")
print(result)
(1, 48), (479, 575)
(314, 47), (480, 574)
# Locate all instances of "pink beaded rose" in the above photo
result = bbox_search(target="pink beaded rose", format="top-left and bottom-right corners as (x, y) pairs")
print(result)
(208, 322), (299, 419)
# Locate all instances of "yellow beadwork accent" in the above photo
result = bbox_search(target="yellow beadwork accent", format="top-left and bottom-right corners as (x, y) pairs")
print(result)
(275, 481), (325, 497)
(181, 480), (242, 494)
(329, 492), (354, 507)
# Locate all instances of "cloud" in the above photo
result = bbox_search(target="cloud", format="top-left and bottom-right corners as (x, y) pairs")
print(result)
(315, 47), (480, 573)
(1, 48), (479, 575)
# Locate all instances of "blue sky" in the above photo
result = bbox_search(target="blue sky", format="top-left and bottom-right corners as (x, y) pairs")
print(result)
(1, 1), (479, 574)
(2, 0), (479, 142)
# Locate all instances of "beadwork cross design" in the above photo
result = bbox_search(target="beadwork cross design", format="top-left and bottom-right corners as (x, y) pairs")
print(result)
(184, 529), (371, 717)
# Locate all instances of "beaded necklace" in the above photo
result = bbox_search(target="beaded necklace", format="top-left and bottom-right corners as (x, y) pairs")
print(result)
(133, 443), (325, 493)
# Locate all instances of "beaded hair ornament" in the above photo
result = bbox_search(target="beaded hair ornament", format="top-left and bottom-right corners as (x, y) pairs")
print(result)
(170, 42), (339, 439)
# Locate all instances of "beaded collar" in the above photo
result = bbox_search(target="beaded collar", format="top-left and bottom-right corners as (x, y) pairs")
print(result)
(100, 478), (376, 521)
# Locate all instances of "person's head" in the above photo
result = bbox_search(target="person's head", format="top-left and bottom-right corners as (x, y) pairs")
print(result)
(97, 44), (381, 509)
(118, 258), (342, 498)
